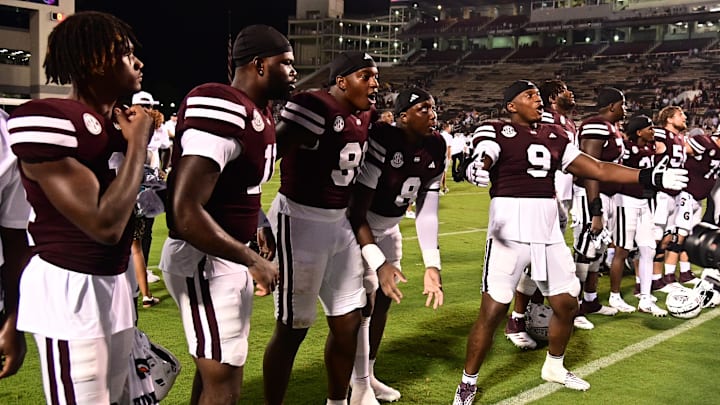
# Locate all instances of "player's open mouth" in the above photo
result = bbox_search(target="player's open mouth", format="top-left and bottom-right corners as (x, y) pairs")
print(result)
(368, 93), (377, 104)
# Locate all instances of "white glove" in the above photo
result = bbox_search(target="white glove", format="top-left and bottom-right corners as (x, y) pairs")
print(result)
(640, 155), (688, 191)
(465, 159), (489, 187)
(591, 227), (612, 248)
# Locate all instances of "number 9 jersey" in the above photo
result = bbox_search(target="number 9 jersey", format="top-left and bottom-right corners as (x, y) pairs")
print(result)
(471, 121), (579, 198)
(279, 90), (372, 209)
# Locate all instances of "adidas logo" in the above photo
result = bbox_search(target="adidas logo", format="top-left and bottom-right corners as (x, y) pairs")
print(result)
(428, 161), (436, 169)
(364, 53), (372, 60)
(549, 133), (557, 138)
(410, 94), (419, 102)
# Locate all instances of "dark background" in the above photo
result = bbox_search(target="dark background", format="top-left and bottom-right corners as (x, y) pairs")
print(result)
(75, 0), (390, 110)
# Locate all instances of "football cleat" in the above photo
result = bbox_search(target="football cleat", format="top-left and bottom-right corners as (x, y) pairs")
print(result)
(349, 383), (380, 405)
(541, 365), (590, 391)
(370, 377), (401, 402)
(633, 285), (657, 301)
(609, 295), (636, 313)
(581, 298), (619, 316)
(147, 269), (161, 283)
(573, 315), (594, 330)
(679, 271), (700, 285)
(638, 299), (668, 317)
(453, 382), (477, 405)
(504, 316), (537, 349)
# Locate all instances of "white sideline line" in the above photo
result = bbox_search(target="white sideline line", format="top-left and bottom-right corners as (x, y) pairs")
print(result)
(146, 228), (488, 270)
(495, 308), (720, 405)
(403, 228), (486, 241)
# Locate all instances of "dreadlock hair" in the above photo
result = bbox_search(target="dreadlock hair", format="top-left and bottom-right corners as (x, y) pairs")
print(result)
(44, 11), (139, 86)
(538, 79), (566, 108)
(657, 106), (683, 127)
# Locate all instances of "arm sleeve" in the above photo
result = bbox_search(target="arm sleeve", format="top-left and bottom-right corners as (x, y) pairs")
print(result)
(561, 143), (583, 172)
(258, 209), (270, 228)
(415, 190), (440, 251)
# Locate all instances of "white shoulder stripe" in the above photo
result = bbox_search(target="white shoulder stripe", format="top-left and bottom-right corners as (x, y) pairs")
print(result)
(581, 128), (610, 137)
(7, 116), (76, 132)
(284, 101), (325, 127)
(186, 96), (247, 117)
(367, 147), (385, 163)
(582, 123), (609, 130)
(9, 131), (78, 148)
(473, 130), (496, 139)
(474, 124), (494, 132)
(688, 138), (706, 153)
(280, 110), (324, 135)
(368, 137), (387, 154)
(185, 107), (246, 129)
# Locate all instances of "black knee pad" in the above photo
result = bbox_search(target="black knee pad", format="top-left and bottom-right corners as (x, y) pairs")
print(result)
(667, 240), (683, 253)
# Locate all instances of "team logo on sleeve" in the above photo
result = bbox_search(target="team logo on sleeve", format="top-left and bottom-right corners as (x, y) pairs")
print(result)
(711, 149), (716, 157)
(83, 113), (102, 135)
(391, 152), (404, 168)
(333, 116), (345, 132)
(501, 125), (517, 138)
(632, 145), (639, 154)
(252, 109), (265, 132)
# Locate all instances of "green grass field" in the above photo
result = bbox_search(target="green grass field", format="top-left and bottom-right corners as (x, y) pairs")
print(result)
(2, 171), (720, 404)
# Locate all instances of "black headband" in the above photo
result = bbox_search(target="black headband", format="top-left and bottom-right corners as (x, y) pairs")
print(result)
(328, 51), (377, 86)
(232, 25), (292, 67)
(625, 115), (653, 137)
(394, 88), (432, 115)
(503, 80), (538, 106)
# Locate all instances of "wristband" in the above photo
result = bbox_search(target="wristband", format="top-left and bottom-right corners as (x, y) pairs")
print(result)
(422, 248), (441, 271)
(638, 167), (653, 187)
(361, 244), (386, 272)
(588, 197), (603, 217)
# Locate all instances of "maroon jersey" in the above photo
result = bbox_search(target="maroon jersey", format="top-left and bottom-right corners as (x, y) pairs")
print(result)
(8, 98), (132, 276)
(471, 121), (573, 198)
(653, 126), (686, 196)
(359, 122), (446, 217)
(619, 139), (656, 198)
(168, 83), (276, 244)
(541, 107), (577, 147)
(577, 115), (624, 195)
(279, 90), (372, 209)
(684, 135), (720, 201)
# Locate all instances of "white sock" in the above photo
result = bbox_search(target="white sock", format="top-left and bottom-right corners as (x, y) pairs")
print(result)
(652, 273), (661, 280)
(679, 261), (691, 272)
(544, 352), (566, 375)
(327, 399), (346, 405)
(369, 358), (376, 378)
(511, 311), (525, 319)
(664, 264), (676, 275)
(352, 317), (371, 385)
(610, 292), (621, 300)
(461, 370), (478, 385)
(584, 292), (597, 302)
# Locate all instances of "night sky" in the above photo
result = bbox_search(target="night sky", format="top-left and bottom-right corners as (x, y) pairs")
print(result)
(74, 0), (390, 110)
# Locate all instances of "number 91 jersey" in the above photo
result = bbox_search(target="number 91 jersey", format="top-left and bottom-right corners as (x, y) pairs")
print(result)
(357, 122), (446, 218)
(471, 121), (577, 198)
(280, 90), (372, 209)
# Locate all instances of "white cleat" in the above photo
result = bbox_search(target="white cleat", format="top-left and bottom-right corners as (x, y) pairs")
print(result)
(147, 269), (161, 283)
(609, 295), (636, 313)
(659, 282), (684, 294)
(573, 315), (594, 330)
(370, 377), (401, 402)
(638, 300), (668, 317)
(505, 331), (538, 349)
(349, 384), (380, 405)
(541, 366), (590, 391)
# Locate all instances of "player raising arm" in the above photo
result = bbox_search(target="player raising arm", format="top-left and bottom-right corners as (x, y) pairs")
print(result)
(454, 80), (687, 405)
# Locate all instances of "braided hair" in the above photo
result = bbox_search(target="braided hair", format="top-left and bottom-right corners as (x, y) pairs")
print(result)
(44, 11), (139, 86)
(538, 79), (566, 109)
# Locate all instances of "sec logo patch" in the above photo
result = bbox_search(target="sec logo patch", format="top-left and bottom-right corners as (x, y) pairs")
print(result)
(333, 116), (345, 132)
(83, 113), (102, 135)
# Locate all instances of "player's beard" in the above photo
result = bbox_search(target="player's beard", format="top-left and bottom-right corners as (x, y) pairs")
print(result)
(557, 96), (575, 112)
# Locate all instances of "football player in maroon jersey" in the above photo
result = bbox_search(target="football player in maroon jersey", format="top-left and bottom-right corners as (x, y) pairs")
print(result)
(453, 80), (688, 405)
(264, 51), (378, 405)
(348, 88), (445, 402)
(652, 106), (697, 292)
(159, 25), (294, 404)
(0, 109), (32, 380)
(611, 115), (667, 316)
(7, 12), (152, 404)
(504, 79), (580, 349)
(573, 87), (631, 318)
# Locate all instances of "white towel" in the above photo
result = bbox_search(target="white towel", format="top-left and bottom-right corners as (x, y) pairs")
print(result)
(530, 243), (548, 282)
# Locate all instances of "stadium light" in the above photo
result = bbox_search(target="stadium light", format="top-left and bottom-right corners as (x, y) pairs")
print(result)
(50, 12), (64, 22)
